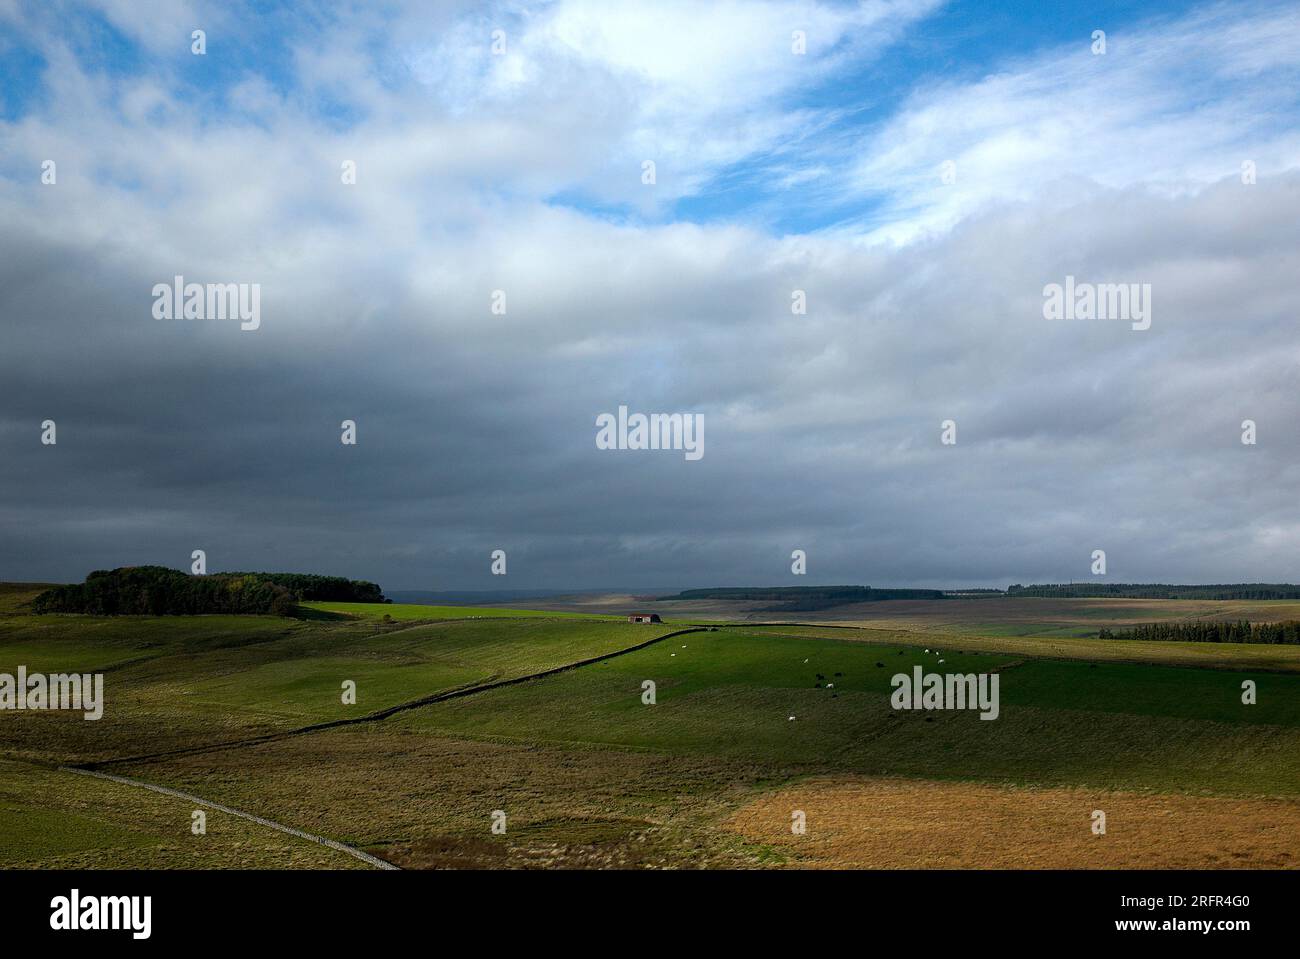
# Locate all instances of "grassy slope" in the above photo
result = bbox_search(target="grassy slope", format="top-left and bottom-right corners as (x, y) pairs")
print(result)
(1, 605), (685, 867)
(5, 588), (1299, 868)
(0, 610), (678, 764)
(0, 759), (363, 869)
(0, 583), (58, 613)
(115, 728), (780, 869)
(115, 623), (1300, 868)
(394, 628), (1300, 796)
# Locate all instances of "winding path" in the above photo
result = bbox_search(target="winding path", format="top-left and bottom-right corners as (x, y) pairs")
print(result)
(61, 766), (399, 870)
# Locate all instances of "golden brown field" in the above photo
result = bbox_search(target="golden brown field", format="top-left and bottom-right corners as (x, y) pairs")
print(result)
(726, 777), (1300, 869)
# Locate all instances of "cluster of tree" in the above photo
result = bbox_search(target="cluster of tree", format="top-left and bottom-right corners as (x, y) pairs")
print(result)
(665, 586), (945, 611)
(33, 567), (296, 616)
(31, 566), (388, 616)
(1098, 620), (1300, 645)
(222, 572), (386, 603)
(1008, 583), (1300, 600)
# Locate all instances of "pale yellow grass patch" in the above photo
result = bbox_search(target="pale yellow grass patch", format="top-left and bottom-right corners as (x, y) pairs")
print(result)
(726, 777), (1300, 869)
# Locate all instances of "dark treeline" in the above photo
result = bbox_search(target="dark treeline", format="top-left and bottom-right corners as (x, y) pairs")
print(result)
(223, 572), (386, 603)
(32, 566), (387, 616)
(665, 586), (945, 611)
(1099, 620), (1300, 645)
(1009, 583), (1300, 600)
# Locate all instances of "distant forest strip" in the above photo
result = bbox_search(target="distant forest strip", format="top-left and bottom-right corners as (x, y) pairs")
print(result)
(1099, 621), (1300, 645)
(31, 566), (387, 616)
(663, 586), (945, 611)
(660, 583), (1300, 609)
(1008, 583), (1300, 600)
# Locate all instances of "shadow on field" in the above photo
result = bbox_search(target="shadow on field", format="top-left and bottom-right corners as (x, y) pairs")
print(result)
(288, 605), (354, 622)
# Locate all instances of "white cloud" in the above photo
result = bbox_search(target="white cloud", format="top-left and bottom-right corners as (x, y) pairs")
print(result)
(403, 0), (941, 205)
(84, 0), (222, 54)
(840, 3), (1300, 243)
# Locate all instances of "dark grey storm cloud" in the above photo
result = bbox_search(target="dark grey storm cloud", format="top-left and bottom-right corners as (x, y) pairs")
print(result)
(2, 0), (1299, 590)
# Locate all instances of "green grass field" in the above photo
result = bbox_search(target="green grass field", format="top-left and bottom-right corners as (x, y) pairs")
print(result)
(3, 585), (1298, 869)
(1, 606), (679, 764)
(393, 628), (1300, 796)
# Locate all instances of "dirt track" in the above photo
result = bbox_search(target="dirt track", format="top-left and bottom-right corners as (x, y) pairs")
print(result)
(61, 766), (398, 870)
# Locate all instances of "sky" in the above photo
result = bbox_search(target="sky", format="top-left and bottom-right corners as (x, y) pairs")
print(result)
(2, 0), (1299, 591)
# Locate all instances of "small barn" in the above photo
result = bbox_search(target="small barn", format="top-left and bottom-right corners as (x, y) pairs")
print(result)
(628, 613), (662, 624)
